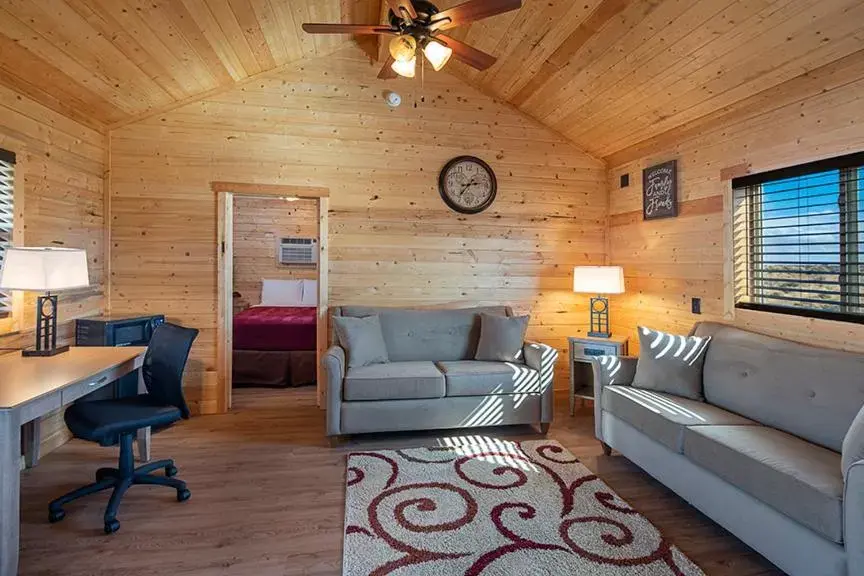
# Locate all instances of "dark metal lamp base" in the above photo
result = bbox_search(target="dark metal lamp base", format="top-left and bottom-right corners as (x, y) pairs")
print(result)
(587, 331), (612, 339)
(23, 344), (70, 357)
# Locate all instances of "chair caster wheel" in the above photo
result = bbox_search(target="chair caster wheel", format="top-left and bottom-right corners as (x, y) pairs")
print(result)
(177, 488), (191, 502)
(165, 464), (178, 477)
(104, 519), (120, 534)
(48, 509), (65, 524)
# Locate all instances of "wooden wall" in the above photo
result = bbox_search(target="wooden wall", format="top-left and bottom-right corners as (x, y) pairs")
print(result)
(0, 84), (106, 454)
(109, 46), (608, 413)
(607, 50), (864, 354)
(233, 196), (318, 309)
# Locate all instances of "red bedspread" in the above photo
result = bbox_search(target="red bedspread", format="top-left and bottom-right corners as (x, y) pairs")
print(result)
(233, 306), (317, 351)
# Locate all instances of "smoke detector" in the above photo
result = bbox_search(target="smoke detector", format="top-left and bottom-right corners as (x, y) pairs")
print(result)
(385, 91), (402, 108)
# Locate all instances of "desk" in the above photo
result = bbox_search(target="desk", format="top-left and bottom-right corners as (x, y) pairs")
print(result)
(0, 346), (147, 576)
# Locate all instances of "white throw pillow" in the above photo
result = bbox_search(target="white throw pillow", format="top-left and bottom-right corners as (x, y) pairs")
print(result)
(260, 279), (304, 306)
(300, 279), (318, 306)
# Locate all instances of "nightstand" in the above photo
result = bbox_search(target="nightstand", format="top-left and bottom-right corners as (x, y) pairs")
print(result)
(568, 335), (629, 416)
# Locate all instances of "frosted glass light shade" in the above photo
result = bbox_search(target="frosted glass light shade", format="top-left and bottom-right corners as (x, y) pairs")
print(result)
(573, 266), (625, 295)
(389, 35), (417, 62)
(423, 40), (453, 71)
(391, 57), (416, 78)
(0, 247), (89, 292)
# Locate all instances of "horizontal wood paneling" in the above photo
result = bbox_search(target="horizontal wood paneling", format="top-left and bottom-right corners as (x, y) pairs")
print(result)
(109, 46), (608, 414)
(0, 84), (106, 454)
(233, 196), (318, 309)
(607, 50), (864, 353)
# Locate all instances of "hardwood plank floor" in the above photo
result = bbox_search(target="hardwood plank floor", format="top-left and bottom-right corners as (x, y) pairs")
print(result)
(18, 388), (784, 575)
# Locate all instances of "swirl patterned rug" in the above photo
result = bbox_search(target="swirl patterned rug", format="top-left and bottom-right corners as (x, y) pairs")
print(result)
(343, 438), (705, 576)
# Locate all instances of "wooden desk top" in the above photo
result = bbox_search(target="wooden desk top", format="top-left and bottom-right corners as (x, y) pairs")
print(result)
(0, 347), (146, 409)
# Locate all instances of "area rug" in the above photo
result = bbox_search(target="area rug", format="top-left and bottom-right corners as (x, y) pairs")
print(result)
(343, 438), (705, 576)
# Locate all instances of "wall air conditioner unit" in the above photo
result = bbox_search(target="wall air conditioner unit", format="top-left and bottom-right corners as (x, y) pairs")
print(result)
(278, 237), (318, 266)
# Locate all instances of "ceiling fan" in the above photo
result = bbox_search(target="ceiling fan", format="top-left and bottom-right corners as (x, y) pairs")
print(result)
(302, 0), (522, 79)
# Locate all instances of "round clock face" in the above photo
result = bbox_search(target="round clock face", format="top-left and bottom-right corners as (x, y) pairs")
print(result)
(438, 156), (497, 214)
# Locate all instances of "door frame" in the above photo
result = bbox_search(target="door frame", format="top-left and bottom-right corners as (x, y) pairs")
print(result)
(213, 181), (330, 411)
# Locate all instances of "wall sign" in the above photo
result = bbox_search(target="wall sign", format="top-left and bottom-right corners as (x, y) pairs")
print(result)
(642, 160), (678, 220)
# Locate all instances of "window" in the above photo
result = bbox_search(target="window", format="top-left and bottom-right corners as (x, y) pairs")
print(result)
(733, 151), (864, 323)
(0, 149), (13, 318)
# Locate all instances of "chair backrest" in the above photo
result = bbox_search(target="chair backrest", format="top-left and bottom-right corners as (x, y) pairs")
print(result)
(143, 323), (199, 418)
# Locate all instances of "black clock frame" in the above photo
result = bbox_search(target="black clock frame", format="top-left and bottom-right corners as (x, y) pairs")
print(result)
(438, 156), (498, 214)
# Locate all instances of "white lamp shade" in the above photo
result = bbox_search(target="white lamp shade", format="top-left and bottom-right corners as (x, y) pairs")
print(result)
(391, 56), (416, 78)
(0, 247), (90, 292)
(573, 266), (625, 295)
(423, 40), (453, 71)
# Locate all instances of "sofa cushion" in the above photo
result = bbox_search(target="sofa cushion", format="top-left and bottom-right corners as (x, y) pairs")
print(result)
(338, 306), (509, 362)
(343, 361), (445, 401)
(632, 326), (711, 400)
(683, 425), (844, 543)
(475, 314), (530, 362)
(436, 361), (540, 397)
(602, 385), (758, 453)
(693, 322), (864, 453)
(843, 403), (864, 476)
(332, 315), (389, 369)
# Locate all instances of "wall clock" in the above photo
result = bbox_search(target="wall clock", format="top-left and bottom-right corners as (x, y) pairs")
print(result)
(438, 156), (497, 214)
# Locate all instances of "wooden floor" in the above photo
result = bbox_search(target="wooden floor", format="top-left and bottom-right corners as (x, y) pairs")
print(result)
(18, 388), (784, 575)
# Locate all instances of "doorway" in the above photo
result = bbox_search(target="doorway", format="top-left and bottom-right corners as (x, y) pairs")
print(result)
(214, 182), (329, 411)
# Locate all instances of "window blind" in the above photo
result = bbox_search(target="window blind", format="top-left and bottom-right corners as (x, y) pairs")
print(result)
(0, 149), (14, 318)
(732, 151), (864, 323)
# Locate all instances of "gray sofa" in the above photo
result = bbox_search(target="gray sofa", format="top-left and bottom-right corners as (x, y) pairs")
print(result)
(593, 321), (864, 576)
(323, 306), (558, 437)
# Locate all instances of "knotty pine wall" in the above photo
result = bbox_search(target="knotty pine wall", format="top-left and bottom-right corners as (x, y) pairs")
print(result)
(0, 84), (106, 454)
(607, 51), (864, 354)
(109, 46), (607, 413)
(233, 196), (318, 310)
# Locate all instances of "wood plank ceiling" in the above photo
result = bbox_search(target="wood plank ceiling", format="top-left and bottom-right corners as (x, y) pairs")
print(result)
(1, 0), (862, 157)
(0, 0), (371, 130)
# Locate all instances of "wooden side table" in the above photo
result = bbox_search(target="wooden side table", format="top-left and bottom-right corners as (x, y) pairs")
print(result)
(568, 335), (629, 416)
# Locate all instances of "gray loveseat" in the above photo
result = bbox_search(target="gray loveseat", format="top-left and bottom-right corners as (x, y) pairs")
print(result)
(323, 306), (557, 437)
(593, 321), (864, 576)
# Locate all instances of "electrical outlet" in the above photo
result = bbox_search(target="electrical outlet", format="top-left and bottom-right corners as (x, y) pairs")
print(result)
(691, 297), (702, 315)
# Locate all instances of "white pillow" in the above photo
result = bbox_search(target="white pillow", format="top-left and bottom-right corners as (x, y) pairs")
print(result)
(300, 279), (318, 306)
(260, 279), (304, 306)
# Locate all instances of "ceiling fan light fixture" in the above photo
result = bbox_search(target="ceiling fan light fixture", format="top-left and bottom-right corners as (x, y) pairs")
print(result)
(423, 39), (453, 71)
(391, 56), (417, 78)
(389, 35), (417, 62)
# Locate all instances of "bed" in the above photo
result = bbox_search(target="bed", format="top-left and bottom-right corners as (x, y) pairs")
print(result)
(232, 279), (318, 388)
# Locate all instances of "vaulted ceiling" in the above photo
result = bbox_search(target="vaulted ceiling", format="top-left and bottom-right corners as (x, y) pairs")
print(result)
(2, 0), (863, 158)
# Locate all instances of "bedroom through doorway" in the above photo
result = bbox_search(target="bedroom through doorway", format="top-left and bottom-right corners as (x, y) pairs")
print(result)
(231, 195), (319, 393)
(215, 182), (330, 412)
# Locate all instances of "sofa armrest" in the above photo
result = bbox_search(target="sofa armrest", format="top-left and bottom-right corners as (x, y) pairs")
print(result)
(591, 355), (639, 442)
(323, 345), (346, 436)
(523, 341), (558, 423)
(846, 460), (864, 574)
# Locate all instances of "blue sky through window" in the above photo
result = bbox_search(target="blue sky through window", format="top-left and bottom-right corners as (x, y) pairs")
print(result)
(761, 170), (841, 265)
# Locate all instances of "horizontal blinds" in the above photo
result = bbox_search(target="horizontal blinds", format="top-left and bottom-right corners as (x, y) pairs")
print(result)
(733, 158), (864, 320)
(0, 154), (13, 317)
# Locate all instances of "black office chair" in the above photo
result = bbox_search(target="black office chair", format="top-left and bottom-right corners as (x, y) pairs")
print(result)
(48, 323), (199, 534)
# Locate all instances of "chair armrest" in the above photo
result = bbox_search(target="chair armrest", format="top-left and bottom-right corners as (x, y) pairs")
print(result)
(591, 355), (639, 442)
(322, 345), (346, 436)
(523, 341), (559, 423)
(846, 460), (864, 574)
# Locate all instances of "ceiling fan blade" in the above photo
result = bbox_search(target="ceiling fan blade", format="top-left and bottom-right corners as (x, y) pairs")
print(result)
(302, 23), (395, 35)
(435, 34), (496, 70)
(378, 56), (398, 79)
(386, 0), (417, 20)
(428, 0), (522, 31)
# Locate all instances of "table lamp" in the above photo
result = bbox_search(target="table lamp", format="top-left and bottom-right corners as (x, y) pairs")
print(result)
(573, 266), (625, 338)
(0, 247), (89, 356)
